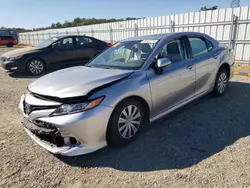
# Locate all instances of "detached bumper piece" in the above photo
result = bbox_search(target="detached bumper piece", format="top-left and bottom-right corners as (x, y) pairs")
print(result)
(22, 118), (77, 148)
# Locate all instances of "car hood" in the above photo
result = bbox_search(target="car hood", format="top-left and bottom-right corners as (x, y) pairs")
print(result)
(28, 66), (133, 98)
(2, 47), (40, 57)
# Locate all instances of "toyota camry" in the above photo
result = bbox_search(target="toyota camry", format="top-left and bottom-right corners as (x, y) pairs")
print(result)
(19, 32), (234, 156)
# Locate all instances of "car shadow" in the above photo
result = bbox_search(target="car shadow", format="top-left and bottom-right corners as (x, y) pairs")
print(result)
(8, 72), (47, 79)
(57, 81), (250, 172)
(8, 65), (85, 79)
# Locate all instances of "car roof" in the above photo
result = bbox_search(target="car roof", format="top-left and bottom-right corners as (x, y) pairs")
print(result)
(121, 32), (210, 41)
(55, 35), (96, 39)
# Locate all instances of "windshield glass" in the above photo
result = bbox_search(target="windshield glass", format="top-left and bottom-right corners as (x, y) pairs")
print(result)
(36, 37), (59, 48)
(87, 39), (159, 70)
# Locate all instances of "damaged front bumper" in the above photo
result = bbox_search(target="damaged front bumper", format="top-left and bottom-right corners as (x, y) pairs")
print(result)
(19, 93), (114, 156)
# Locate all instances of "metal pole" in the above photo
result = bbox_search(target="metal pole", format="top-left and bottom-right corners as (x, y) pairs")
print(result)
(28, 34), (31, 44)
(109, 26), (113, 43)
(232, 15), (238, 51)
(134, 23), (139, 37)
(171, 20), (175, 32)
(229, 14), (234, 47)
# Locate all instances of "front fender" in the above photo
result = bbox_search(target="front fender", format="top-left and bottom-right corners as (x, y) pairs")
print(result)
(89, 71), (152, 113)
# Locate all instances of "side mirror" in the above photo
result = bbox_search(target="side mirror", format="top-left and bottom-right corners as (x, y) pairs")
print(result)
(156, 58), (172, 68)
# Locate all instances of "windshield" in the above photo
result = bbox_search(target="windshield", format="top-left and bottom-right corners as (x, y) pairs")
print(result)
(36, 37), (59, 48)
(87, 39), (159, 70)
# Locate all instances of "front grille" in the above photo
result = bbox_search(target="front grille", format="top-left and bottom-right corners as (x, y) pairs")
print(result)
(34, 120), (57, 129)
(23, 100), (59, 115)
(33, 133), (65, 147)
(33, 132), (78, 147)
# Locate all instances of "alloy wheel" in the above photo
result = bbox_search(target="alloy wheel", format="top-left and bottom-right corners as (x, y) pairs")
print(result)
(29, 60), (44, 74)
(118, 105), (141, 139)
(217, 72), (228, 94)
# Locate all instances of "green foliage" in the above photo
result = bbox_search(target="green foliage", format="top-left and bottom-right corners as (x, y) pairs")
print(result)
(3, 17), (141, 33)
(200, 6), (218, 11)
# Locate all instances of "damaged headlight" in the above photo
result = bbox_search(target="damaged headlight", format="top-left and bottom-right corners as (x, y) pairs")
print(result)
(50, 96), (105, 116)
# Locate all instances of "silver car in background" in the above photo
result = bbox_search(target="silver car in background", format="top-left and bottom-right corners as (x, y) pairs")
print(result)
(19, 32), (234, 156)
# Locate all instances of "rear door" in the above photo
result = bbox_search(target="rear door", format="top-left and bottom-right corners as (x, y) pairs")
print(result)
(186, 35), (217, 95)
(74, 36), (101, 63)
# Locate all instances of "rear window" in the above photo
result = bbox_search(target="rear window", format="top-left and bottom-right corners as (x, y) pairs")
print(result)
(188, 37), (208, 57)
(75, 36), (93, 48)
(205, 39), (214, 51)
(0, 30), (11, 36)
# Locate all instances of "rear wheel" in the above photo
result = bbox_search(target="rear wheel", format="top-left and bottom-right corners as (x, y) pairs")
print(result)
(7, 42), (14, 47)
(26, 58), (45, 75)
(213, 69), (229, 96)
(107, 98), (145, 146)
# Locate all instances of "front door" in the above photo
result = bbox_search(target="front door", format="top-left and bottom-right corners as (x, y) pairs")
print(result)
(146, 37), (196, 117)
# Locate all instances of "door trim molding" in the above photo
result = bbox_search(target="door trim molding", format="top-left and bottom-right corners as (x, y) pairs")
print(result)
(150, 89), (210, 122)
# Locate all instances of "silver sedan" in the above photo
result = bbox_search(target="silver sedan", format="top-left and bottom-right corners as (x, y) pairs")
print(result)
(19, 32), (234, 156)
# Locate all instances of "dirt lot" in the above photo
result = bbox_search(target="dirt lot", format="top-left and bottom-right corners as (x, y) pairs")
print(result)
(1, 47), (250, 188)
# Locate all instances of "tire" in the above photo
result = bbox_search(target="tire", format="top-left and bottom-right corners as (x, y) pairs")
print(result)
(213, 68), (229, 97)
(26, 58), (45, 75)
(107, 98), (146, 146)
(7, 42), (14, 47)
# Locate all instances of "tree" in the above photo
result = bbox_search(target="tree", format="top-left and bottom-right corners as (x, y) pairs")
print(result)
(200, 5), (218, 11)
(2, 16), (144, 32)
(55, 22), (62, 28)
(73, 17), (82, 26)
(63, 21), (72, 28)
(51, 23), (56, 28)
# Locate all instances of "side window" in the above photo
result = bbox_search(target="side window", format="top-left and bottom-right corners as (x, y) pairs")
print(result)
(188, 37), (208, 57)
(52, 37), (74, 49)
(75, 36), (93, 48)
(205, 39), (213, 51)
(159, 39), (185, 63)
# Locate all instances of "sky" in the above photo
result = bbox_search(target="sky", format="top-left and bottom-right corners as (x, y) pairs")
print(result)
(1, 0), (250, 29)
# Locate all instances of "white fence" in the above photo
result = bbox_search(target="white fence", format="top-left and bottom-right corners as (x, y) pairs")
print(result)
(19, 6), (250, 62)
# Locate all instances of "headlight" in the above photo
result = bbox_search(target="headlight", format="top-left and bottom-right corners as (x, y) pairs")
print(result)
(50, 96), (105, 117)
(7, 56), (22, 61)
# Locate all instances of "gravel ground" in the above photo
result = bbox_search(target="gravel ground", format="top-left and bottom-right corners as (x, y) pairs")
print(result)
(1, 47), (250, 188)
(235, 63), (250, 74)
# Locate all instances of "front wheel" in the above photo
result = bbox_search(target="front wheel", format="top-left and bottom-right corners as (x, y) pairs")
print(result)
(27, 58), (45, 75)
(107, 99), (145, 146)
(7, 42), (14, 47)
(213, 69), (229, 96)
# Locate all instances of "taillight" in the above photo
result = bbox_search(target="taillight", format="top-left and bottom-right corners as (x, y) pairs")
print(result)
(106, 43), (112, 47)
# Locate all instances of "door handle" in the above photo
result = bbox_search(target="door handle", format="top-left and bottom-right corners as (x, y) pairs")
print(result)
(186, 64), (194, 70)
